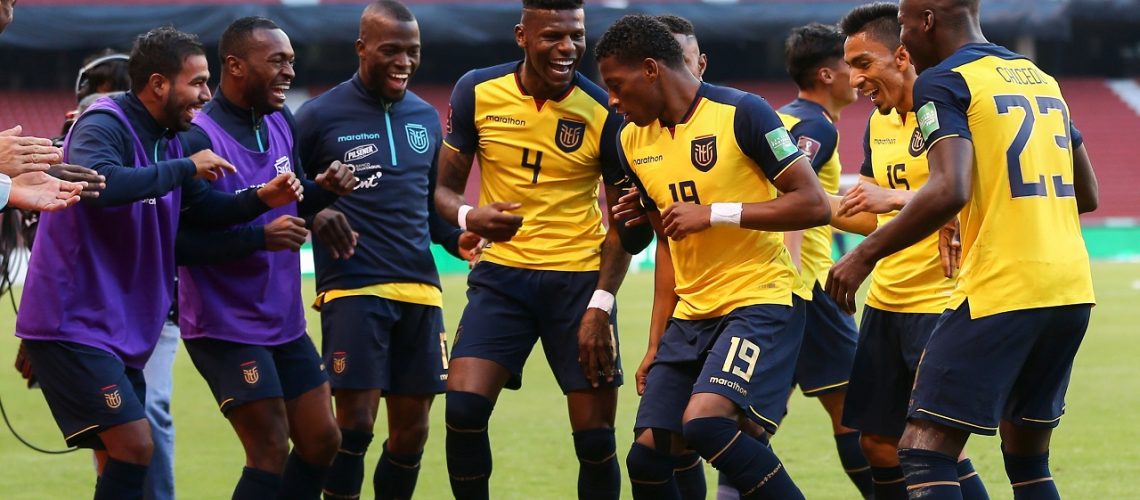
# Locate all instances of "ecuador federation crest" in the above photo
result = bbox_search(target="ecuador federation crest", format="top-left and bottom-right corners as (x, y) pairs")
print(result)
(691, 135), (718, 172)
(241, 360), (260, 385)
(102, 384), (122, 409)
(555, 118), (586, 153)
(406, 123), (431, 154)
(332, 352), (347, 375)
(909, 127), (926, 157)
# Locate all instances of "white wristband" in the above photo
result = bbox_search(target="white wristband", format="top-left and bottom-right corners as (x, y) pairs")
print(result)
(709, 202), (743, 227)
(587, 290), (616, 315)
(457, 204), (474, 231)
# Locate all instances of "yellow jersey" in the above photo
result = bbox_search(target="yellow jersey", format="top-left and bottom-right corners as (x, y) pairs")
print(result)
(620, 83), (809, 320)
(444, 61), (623, 272)
(778, 98), (842, 290)
(862, 109), (955, 313)
(913, 43), (1093, 318)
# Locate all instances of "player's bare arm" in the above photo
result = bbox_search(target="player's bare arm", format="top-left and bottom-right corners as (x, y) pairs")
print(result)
(1073, 143), (1099, 213)
(838, 177), (916, 217)
(434, 146), (523, 242)
(828, 193), (878, 236)
(827, 137), (973, 313)
(636, 209), (677, 396)
(578, 184), (634, 388)
(611, 186), (647, 228)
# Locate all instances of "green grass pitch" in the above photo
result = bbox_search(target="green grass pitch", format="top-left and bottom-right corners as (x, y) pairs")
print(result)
(0, 262), (1137, 498)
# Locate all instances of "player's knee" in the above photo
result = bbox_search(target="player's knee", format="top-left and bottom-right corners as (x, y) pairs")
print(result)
(389, 418), (431, 453)
(337, 403), (377, 432)
(626, 442), (673, 481)
(304, 423), (342, 466)
(445, 391), (494, 431)
(572, 428), (616, 465)
(105, 433), (155, 465)
(860, 433), (900, 466)
(244, 425), (291, 467)
(681, 417), (737, 459)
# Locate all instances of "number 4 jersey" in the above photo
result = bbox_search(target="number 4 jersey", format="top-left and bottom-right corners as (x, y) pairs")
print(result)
(619, 83), (810, 320)
(444, 61), (625, 272)
(913, 43), (1093, 318)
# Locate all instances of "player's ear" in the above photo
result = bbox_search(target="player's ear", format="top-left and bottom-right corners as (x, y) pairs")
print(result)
(355, 38), (366, 60)
(643, 58), (659, 82)
(895, 45), (911, 69)
(224, 54), (243, 78)
(697, 53), (708, 79)
(148, 73), (168, 99)
(818, 66), (834, 85)
(514, 23), (526, 49)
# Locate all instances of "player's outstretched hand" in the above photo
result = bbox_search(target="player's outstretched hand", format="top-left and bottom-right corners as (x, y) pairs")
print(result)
(635, 351), (654, 396)
(8, 171), (83, 212)
(838, 181), (904, 217)
(661, 202), (711, 241)
(188, 149), (237, 181)
(938, 218), (961, 278)
(0, 125), (61, 178)
(825, 248), (874, 315)
(264, 215), (309, 252)
(315, 160), (358, 196)
(457, 231), (484, 267)
(466, 202), (523, 242)
(48, 163), (105, 199)
(577, 308), (617, 388)
(612, 187), (648, 228)
(311, 208), (357, 259)
(258, 171), (304, 207)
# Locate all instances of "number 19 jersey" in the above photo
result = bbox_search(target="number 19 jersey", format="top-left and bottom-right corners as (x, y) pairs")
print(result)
(913, 43), (1093, 318)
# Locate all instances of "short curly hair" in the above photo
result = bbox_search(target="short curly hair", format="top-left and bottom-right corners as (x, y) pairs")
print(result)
(839, 2), (901, 50)
(129, 26), (205, 91)
(522, 0), (583, 9)
(656, 14), (695, 37)
(595, 15), (684, 70)
(784, 22), (845, 90)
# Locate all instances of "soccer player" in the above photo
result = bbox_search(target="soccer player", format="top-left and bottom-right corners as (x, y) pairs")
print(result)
(14, 26), (300, 498)
(176, 17), (355, 499)
(433, 1), (649, 497)
(773, 21), (873, 499)
(657, 15), (707, 81)
(829, 3), (988, 499)
(827, 0), (1099, 498)
(596, 14), (831, 499)
(293, 2), (478, 498)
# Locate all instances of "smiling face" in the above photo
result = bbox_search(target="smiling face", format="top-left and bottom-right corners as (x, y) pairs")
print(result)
(232, 28), (295, 113)
(357, 13), (421, 101)
(599, 56), (664, 127)
(516, 8), (586, 95)
(844, 31), (911, 114)
(158, 54), (211, 131)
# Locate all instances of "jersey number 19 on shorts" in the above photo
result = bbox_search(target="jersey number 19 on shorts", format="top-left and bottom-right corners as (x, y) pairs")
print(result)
(722, 336), (760, 382)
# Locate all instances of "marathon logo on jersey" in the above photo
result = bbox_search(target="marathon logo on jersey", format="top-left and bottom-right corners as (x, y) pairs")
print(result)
(274, 156), (291, 176)
(241, 360), (260, 385)
(691, 135), (718, 172)
(909, 127), (926, 157)
(345, 143), (378, 163)
(796, 136), (822, 162)
(338, 132), (382, 143)
(102, 384), (122, 410)
(331, 352), (347, 375)
(555, 118), (586, 153)
(406, 123), (431, 154)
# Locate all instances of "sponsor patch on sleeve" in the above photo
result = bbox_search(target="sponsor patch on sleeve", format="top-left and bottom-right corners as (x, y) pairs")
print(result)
(917, 101), (940, 141)
(765, 128), (800, 161)
(796, 135), (822, 162)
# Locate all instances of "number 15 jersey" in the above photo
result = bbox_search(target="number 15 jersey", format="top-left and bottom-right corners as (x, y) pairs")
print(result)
(914, 43), (1092, 318)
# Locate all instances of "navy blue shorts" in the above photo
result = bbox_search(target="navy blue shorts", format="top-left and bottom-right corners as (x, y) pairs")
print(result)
(842, 306), (940, 437)
(635, 300), (805, 436)
(320, 295), (447, 395)
(792, 283), (858, 397)
(184, 334), (328, 414)
(908, 300), (1091, 435)
(22, 340), (147, 449)
(451, 262), (622, 393)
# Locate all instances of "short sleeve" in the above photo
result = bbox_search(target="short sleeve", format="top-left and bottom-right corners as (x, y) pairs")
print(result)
(1070, 119), (1083, 149)
(787, 117), (837, 173)
(734, 94), (806, 181)
(859, 114), (874, 177)
(598, 110), (625, 186)
(444, 70), (478, 154)
(912, 68), (972, 150)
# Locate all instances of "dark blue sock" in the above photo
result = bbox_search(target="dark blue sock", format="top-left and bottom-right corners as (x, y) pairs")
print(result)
(957, 458), (990, 500)
(1003, 449), (1058, 500)
(898, 448), (962, 500)
(232, 466), (281, 500)
(683, 417), (803, 500)
(673, 451), (706, 500)
(835, 432), (874, 499)
(94, 458), (148, 500)
(322, 428), (373, 499)
(626, 443), (681, 500)
(280, 451), (326, 499)
(572, 428), (620, 500)
(374, 440), (423, 500)
(716, 470), (740, 500)
(445, 391), (494, 500)
(871, 466), (907, 500)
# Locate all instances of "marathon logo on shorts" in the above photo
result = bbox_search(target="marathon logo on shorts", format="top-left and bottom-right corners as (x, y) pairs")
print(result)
(345, 143), (378, 163)
(909, 127), (926, 157)
(102, 384), (122, 410)
(555, 118), (586, 153)
(241, 361), (260, 385)
(708, 376), (748, 396)
(332, 352), (347, 375)
(406, 123), (431, 154)
(691, 135), (718, 172)
(274, 156), (292, 176)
